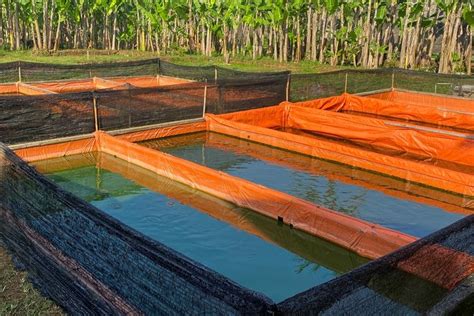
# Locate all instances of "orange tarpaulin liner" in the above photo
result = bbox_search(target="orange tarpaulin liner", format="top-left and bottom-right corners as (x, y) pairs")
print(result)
(203, 132), (473, 214)
(294, 93), (474, 132)
(284, 104), (474, 167)
(15, 136), (97, 162)
(115, 121), (207, 143)
(96, 130), (415, 259)
(368, 90), (474, 110)
(207, 110), (474, 197)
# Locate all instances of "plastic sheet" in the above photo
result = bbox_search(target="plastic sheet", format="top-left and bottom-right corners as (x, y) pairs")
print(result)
(14, 137), (97, 162)
(296, 93), (474, 132)
(115, 121), (207, 143)
(285, 104), (474, 166)
(97, 131), (415, 259)
(207, 111), (474, 197)
(369, 89), (474, 111)
(203, 132), (473, 214)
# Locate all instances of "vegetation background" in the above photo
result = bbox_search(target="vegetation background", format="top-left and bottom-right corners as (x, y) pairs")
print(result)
(0, 0), (472, 74)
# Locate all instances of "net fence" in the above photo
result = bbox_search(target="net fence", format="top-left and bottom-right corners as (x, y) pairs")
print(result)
(0, 79), (287, 145)
(0, 92), (95, 144)
(96, 83), (206, 131)
(277, 215), (473, 315)
(0, 144), (274, 315)
(1, 58), (473, 146)
(291, 68), (474, 101)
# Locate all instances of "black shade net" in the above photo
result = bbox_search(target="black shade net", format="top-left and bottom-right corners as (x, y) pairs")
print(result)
(277, 215), (474, 315)
(19, 59), (160, 82)
(0, 62), (21, 83)
(0, 144), (275, 315)
(96, 83), (206, 131)
(393, 69), (474, 96)
(291, 68), (474, 101)
(0, 92), (95, 145)
(1, 58), (472, 145)
(207, 76), (288, 114)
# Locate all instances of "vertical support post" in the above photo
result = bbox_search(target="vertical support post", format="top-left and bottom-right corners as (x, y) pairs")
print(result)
(156, 58), (161, 85)
(18, 61), (22, 82)
(286, 73), (291, 101)
(344, 72), (348, 93)
(127, 83), (132, 127)
(202, 79), (208, 117)
(93, 93), (99, 132)
(391, 69), (395, 91)
(214, 66), (218, 84)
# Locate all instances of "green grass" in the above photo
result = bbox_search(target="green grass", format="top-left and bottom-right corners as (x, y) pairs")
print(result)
(0, 247), (64, 315)
(0, 49), (344, 74)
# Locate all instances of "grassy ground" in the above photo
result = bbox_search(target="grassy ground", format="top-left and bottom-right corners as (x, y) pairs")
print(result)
(0, 247), (63, 315)
(0, 49), (344, 73)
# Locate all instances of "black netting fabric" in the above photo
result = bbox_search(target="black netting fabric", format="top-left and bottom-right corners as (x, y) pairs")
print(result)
(159, 60), (215, 81)
(216, 68), (289, 83)
(0, 92), (95, 145)
(393, 69), (474, 97)
(0, 144), (274, 315)
(207, 77), (287, 114)
(346, 69), (393, 94)
(290, 71), (347, 101)
(19, 59), (159, 82)
(92, 58), (159, 78)
(159, 60), (289, 83)
(0, 62), (20, 83)
(96, 83), (205, 131)
(20, 61), (92, 82)
(277, 215), (474, 315)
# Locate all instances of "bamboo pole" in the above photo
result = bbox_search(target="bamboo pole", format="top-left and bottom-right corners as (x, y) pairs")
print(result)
(286, 73), (291, 101)
(344, 72), (348, 93)
(156, 58), (161, 85)
(391, 70), (395, 90)
(93, 93), (99, 131)
(18, 62), (22, 82)
(203, 79), (208, 117)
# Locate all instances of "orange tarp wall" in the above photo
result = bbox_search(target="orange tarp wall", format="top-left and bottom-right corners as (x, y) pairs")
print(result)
(293, 93), (474, 132)
(96, 130), (415, 259)
(207, 108), (474, 197)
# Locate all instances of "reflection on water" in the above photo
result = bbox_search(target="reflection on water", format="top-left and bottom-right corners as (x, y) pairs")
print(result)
(140, 132), (469, 237)
(36, 153), (367, 303)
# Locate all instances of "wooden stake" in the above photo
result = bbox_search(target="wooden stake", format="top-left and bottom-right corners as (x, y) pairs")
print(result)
(391, 70), (395, 91)
(286, 73), (291, 101)
(203, 80), (208, 117)
(18, 64), (22, 82)
(93, 94), (99, 131)
(344, 72), (348, 93)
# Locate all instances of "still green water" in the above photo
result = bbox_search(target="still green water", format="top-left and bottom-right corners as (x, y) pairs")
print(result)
(139, 132), (468, 238)
(37, 153), (367, 303)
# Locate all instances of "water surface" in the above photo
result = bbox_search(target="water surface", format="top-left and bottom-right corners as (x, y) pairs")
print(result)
(37, 153), (367, 302)
(139, 132), (468, 237)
